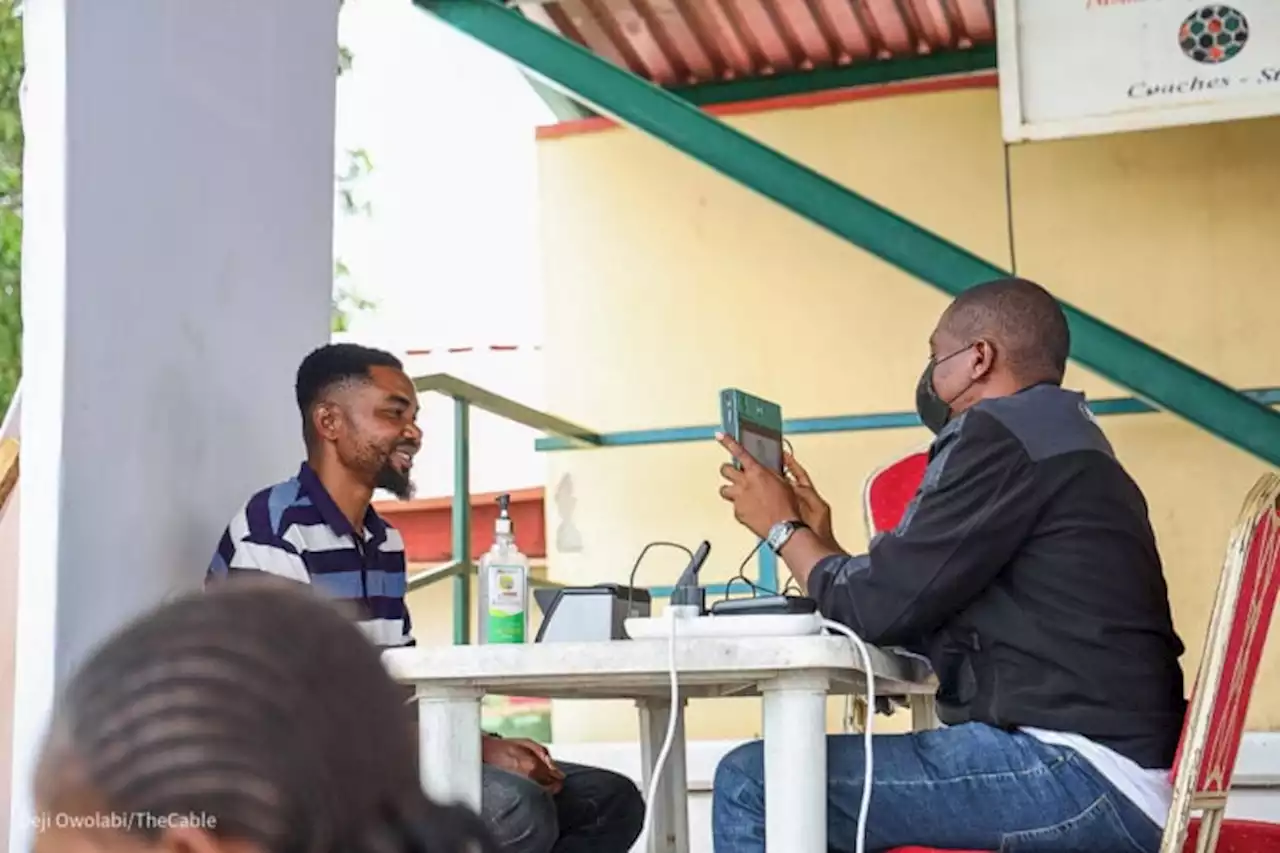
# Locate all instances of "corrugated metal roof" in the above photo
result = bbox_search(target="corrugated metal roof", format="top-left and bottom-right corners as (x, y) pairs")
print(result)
(518, 0), (995, 89)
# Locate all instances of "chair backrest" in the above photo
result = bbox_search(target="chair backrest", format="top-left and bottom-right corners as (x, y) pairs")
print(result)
(863, 451), (929, 538)
(1164, 473), (1280, 846)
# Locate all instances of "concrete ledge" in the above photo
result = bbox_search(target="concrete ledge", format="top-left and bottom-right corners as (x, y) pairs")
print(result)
(1236, 733), (1280, 788)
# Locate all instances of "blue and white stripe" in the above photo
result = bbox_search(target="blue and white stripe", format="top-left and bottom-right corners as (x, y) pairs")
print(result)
(208, 462), (414, 648)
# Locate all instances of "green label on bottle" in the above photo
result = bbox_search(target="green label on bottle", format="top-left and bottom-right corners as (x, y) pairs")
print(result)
(487, 565), (526, 644)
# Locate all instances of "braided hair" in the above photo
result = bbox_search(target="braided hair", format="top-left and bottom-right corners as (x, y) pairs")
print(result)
(34, 578), (497, 853)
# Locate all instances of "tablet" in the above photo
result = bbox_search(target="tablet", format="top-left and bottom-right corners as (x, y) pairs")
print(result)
(719, 388), (784, 474)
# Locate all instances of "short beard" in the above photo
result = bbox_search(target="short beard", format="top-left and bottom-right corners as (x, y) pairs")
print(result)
(375, 463), (414, 501)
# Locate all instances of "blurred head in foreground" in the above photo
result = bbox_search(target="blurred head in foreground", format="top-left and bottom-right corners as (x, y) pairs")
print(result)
(32, 578), (495, 853)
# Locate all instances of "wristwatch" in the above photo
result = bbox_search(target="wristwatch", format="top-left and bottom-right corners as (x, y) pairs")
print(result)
(765, 519), (809, 554)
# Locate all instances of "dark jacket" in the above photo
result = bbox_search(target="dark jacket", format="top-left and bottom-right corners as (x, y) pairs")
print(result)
(807, 384), (1187, 768)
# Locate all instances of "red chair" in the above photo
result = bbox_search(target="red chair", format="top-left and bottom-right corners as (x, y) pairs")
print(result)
(847, 449), (931, 732)
(862, 450), (929, 538)
(887, 472), (1280, 853)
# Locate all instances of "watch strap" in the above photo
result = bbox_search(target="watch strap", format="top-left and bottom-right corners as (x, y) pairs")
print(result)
(766, 519), (809, 554)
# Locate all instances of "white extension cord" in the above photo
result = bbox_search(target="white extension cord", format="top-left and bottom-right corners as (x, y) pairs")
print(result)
(636, 603), (694, 849)
(636, 609), (877, 853)
(821, 618), (877, 853)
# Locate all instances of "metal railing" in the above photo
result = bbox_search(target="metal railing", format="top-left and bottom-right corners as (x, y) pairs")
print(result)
(405, 374), (598, 644)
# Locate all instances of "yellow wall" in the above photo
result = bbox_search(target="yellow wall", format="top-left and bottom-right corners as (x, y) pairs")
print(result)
(524, 86), (1280, 744)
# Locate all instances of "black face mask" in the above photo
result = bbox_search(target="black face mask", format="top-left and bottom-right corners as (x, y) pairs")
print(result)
(914, 345), (977, 435)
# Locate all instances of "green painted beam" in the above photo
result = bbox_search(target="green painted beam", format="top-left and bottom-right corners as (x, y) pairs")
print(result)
(452, 399), (472, 645)
(669, 46), (997, 108)
(535, 388), (1280, 452)
(412, 0), (1280, 468)
(413, 372), (601, 447)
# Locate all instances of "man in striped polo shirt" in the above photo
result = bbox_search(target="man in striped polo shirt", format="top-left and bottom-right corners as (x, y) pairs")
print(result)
(207, 342), (420, 648)
(208, 343), (644, 853)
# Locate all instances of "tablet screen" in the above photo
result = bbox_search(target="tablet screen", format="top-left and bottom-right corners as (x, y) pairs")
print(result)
(740, 422), (783, 474)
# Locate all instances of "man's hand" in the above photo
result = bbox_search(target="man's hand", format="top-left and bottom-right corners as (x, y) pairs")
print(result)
(482, 735), (565, 794)
(717, 433), (802, 538)
(784, 451), (837, 549)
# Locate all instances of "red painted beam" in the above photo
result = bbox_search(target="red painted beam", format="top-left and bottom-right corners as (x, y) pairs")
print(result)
(375, 487), (547, 562)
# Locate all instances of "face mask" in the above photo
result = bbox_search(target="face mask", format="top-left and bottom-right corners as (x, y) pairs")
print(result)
(914, 345), (977, 435)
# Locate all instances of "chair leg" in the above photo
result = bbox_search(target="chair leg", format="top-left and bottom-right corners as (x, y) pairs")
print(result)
(1195, 809), (1224, 853)
(1158, 805), (1192, 853)
(910, 695), (940, 731)
(850, 697), (867, 732)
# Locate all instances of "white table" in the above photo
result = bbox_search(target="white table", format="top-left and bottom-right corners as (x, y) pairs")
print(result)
(383, 635), (936, 853)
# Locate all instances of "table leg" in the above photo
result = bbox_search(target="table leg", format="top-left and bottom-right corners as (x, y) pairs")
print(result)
(666, 703), (691, 853)
(637, 697), (690, 853)
(909, 694), (939, 731)
(416, 687), (483, 812)
(762, 674), (829, 853)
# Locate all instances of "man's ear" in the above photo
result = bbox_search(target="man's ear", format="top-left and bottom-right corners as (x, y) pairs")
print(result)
(972, 339), (998, 380)
(312, 401), (343, 443)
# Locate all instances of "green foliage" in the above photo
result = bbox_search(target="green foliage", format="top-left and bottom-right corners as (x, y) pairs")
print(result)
(0, 0), (22, 416)
(337, 146), (373, 217)
(330, 259), (376, 333)
(332, 140), (376, 333)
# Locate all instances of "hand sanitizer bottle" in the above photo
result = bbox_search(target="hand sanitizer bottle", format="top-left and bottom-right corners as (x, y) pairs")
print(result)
(477, 493), (530, 644)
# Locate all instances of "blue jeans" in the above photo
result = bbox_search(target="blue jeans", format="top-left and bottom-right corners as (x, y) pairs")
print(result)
(482, 761), (645, 853)
(712, 722), (1163, 853)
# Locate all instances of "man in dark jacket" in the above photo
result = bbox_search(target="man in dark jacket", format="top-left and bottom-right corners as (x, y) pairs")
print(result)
(712, 278), (1186, 853)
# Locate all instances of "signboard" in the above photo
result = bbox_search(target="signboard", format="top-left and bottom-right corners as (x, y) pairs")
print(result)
(996, 1), (1280, 142)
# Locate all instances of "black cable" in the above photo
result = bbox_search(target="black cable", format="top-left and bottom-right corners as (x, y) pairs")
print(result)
(1003, 142), (1019, 275)
(626, 541), (694, 613)
(626, 538), (800, 608)
(778, 436), (804, 595)
(720, 539), (774, 601)
(721, 538), (808, 600)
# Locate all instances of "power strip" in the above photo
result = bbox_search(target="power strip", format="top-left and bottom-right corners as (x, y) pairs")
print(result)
(623, 611), (823, 640)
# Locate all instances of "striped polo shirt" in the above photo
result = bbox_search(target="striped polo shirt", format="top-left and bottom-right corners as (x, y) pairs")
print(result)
(207, 462), (414, 648)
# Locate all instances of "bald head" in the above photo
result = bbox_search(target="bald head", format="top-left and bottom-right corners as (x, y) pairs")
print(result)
(940, 277), (1070, 386)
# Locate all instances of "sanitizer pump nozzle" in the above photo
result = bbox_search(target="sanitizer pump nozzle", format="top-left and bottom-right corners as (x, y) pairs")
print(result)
(478, 493), (531, 644)
(495, 493), (513, 535)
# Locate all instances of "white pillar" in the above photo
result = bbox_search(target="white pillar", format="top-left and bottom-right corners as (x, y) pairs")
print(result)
(9, 1), (340, 848)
